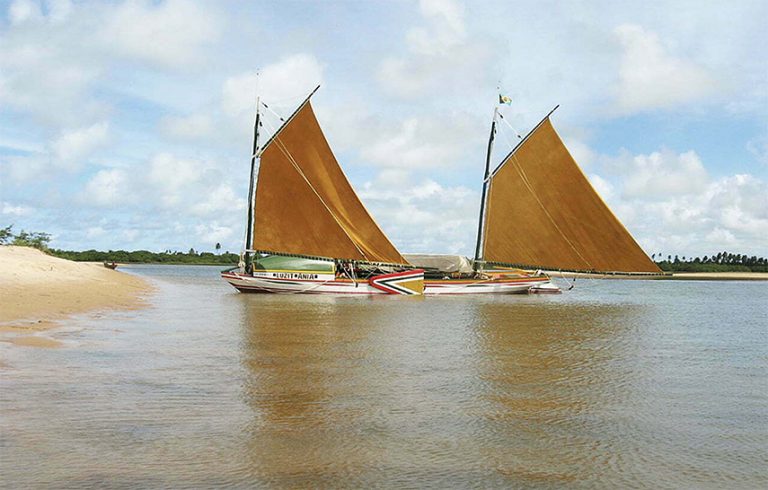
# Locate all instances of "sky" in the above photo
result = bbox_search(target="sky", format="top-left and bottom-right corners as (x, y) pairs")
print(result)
(0, 0), (766, 258)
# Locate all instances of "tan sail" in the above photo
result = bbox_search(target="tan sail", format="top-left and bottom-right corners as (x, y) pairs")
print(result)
(252, 101), (407, 265)
(482, 117), (660, 274)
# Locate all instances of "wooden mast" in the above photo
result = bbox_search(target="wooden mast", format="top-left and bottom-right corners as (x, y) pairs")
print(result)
(243, 85), (321, 272)
(473, 106), (498, 271)
(244, 96), (260, 272)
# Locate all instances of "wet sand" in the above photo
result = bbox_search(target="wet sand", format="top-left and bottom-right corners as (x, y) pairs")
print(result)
(0, 246), (152, 347)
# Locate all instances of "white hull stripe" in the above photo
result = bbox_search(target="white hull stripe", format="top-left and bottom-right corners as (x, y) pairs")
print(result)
(221, 272), (555, 295)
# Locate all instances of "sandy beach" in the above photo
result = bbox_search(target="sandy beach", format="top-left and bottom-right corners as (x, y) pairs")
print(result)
(545, 270), (768, 281)
(0, 246), (152, 347)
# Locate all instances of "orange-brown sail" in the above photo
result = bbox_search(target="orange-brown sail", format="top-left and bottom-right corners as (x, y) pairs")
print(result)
(252, 101), (407, 264)
(482, 117), (660, 274)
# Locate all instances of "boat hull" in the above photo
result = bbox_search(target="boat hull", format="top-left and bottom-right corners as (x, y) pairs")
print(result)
(221, 271), (553, 295)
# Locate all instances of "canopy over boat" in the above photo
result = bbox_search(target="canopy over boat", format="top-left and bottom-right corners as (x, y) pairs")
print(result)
(477, 111), (660, 275)
(251, 93), (407, 265)
(403, 254), (474, 274)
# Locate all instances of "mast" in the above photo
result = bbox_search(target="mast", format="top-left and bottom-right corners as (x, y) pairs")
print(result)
(243, 85), (322, 271)
(256, 85), (320, 157)
(243, 96), (260, 271)
(473, 106), (498, 270)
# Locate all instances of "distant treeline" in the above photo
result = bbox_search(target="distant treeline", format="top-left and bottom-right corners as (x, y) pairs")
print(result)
(2, 224), (238, 265)
(50, 249), (240, 265)
(3, 224), (766, 270)
(653, 252), (768, 273)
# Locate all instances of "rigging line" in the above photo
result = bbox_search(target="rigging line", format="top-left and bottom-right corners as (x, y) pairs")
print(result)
(497, 112), (523, 139)
(508, 153), (595, 271)
(270, 134), (370, 261)
(261, 102), (285, 122)
(498, 123), (516, 154)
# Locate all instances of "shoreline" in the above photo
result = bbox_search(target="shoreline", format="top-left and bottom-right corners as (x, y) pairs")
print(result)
(0, 246), (153, 348)
(544, 270), (768, 281)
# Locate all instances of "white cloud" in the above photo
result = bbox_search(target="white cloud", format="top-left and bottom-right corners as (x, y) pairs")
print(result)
(704, 228), (737, 247)
(563, 137), (596, 169)
(52, 122), (109, 165)
(149, 153), (201, 190)
(0, 1), (764, 256)
(222, 54), (324, 117)
(101, 0), (220, 68)
(360, 178), (478, 253)
(0, 154), (49, 183)
(160, 114), (213, 140)
(619, 149), (709, 198)
(194, 222), (234, 245)
(86, 226), (106, 238)
(0, 36), (101, 124)
(588, 174), (614, 202)
(190, 183), (245, 217)
(377, 0), (490, 98)
(1, 201), (33, 216)
(407, 0), (466, 56)
(595, 148), (767, 256)
(8, 0), (42, 24)
(746, 132), (768, 166)
(0, 0), (221, 127)
(614, 24), (717, 114)
(83, 169), (130, 207)
(360, 117), (474, 169)
(122, 229), (140, 242)
(144, 153), (245, 216)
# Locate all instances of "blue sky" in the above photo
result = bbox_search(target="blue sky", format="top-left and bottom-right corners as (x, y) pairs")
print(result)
(1, 0), (766, 258)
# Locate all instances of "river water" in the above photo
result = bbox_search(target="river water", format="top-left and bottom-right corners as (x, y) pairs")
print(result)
(1, 265), (766, 488)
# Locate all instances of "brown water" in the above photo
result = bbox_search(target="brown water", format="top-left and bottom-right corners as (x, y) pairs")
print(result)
(1, 265), (766, 488)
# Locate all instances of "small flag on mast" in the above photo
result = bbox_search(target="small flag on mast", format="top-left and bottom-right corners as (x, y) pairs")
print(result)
(499, 94), (512, 105)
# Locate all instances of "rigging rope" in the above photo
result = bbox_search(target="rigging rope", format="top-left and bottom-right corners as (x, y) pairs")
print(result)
(498, 112), (523, 139)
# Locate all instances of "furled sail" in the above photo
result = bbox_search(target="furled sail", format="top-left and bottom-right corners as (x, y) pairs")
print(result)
(481, 116), (660, 274)
(252, 100), (407, 265)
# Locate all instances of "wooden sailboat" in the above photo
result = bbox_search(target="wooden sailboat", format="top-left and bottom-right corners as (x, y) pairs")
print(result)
(221, 87), (550, 295)
(470, 105), (662, 278)
(404, 103), (661, 291)
(221, 87), (658, 295)
(221, 86), (427, 295)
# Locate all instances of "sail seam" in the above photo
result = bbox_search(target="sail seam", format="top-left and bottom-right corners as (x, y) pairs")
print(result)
(270, 135), (370, 261)
(508, 153), (595, 271)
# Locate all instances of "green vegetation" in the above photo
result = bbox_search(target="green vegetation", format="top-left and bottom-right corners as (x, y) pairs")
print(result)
(2, 224), (238, 265)
(3, 224), (765, 270)
(49, 248), (239, 265)
(652, 252), (768, 273)
(0, 224), (52, 250)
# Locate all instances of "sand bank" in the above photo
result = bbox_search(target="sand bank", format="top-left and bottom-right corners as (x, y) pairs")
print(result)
(0, 246), (152, 347)
(667, 272), (768, 281)
(544, 270), (768, 281)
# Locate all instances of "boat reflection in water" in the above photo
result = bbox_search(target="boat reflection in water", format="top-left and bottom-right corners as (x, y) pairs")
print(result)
(235, 293), (670, 487)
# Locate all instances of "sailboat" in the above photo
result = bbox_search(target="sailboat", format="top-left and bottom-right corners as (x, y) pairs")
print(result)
(461, 103), (662, 279)
(221, 87), (658, 295)
(220, 86), (550, 295)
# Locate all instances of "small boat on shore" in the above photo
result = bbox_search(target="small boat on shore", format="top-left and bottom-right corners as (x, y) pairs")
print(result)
(103, 261), (118, 270)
